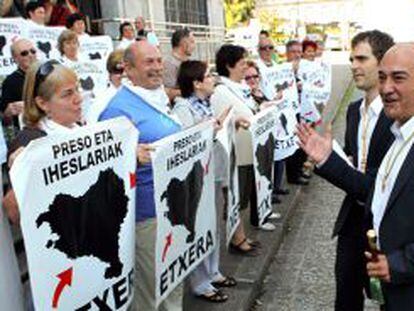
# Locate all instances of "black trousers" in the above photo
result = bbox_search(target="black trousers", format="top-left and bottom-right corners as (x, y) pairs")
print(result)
(335, 233), (370, 311)
(273, 160), (284, 191)
(238, 165), (259, 226)
(285, 149), (306, 182)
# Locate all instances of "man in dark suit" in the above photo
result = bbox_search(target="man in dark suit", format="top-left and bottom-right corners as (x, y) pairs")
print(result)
(298, 42), (414, 310)
(363, 43), (414, 310)
(297, 30), (395, 311)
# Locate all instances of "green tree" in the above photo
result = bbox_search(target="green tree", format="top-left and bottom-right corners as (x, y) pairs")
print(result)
(224, 0), (255, 28)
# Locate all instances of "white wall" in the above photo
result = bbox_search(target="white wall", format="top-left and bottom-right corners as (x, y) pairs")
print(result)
(363, 0), (414, 42)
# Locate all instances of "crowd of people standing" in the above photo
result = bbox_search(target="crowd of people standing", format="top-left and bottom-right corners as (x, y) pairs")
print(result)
(3, 2), (414, 311)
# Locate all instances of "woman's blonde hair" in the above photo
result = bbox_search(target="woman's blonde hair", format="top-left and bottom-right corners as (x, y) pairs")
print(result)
(57, 29), (79, 55)
(23, 61), (78, 127)
(106, 49), (125, 73)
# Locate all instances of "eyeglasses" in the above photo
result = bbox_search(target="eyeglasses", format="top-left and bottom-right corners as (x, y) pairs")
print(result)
(20, 48), (37, 57)
(34, 60), (59, 96)
(259, 45), (274, 51)
(245, 74), (260, 81)
(111, 63), (125, 75)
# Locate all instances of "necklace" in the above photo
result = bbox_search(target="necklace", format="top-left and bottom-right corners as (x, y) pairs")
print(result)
(360, 105), (370, 173)
(382, 130), (414, 191)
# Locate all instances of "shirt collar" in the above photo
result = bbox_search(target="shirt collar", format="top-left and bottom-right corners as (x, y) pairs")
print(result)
(220, 76), (251, 97)
(391, 116), (414, 141)
(360, 95), (383, 116)
(258, 57), (275, 68)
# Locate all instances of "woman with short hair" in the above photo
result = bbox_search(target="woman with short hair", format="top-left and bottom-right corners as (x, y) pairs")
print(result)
(86, 49), (126, 123)
(211, 44), (273, 256)
(174, 60), (237, 302)
(57, 29), (81, 65)
(118, 21), (135, 49)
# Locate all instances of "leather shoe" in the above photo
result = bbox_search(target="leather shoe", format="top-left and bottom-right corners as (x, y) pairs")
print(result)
(275, 188), (290, 195)
(288, 177), (309, 185)
(272, 194), (281, 204)
(302, 172), (311, 179)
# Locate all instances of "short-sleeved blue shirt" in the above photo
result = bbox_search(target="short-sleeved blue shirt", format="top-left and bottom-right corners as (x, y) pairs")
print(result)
(99, 86), (181, 222)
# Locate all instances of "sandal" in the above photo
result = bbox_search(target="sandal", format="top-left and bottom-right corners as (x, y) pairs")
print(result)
(212, 276), (237, 288)
(229, 238), (259, 257)
(247, 239), (262, 248)
(197, 289), (228, 303)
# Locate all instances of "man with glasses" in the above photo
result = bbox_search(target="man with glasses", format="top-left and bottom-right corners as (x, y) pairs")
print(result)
(1, 39), (37, 138)
(256, 37), (290, 206)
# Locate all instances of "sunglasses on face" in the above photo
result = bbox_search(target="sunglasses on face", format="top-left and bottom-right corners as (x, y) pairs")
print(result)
(245, 74), (259, 81)
(259, 45), (274, 51)
(111, 63), (125, 75)
(34, 60), (59, 96)
(20, 48), (37, 57)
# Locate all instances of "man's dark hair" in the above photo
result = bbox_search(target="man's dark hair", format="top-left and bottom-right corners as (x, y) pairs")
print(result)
(119, 22), (133, 39)
(351, 30), (394, 62)
(171, 28), (191, 48)
(25, 1), (44, 18)
(260, 30), (270, 37)
(286, 40), (301, 51)
(215, 44), (247, 77)
(177, 60), (208, 98)
(65, 13), (84, 29)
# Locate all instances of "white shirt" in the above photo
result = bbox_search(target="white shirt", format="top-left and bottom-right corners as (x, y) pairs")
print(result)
(117, 38), (135, 50)
(256, 57), (277, 100)
(123, 83), (181, 125)
(357, 95), (383, 172)
(39, 118), (79, 134)
(371, 116), (414, 245)
(220, 76), (257, 112)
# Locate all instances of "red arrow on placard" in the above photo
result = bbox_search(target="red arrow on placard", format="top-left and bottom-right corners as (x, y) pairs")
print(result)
(52, 267), (73, 309)
(162, 232), (173, 262)
(130, 172), (136, 189)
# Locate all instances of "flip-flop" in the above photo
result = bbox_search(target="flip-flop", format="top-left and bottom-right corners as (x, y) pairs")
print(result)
(212, 276), (237, 288)
(229, 238), (260, 257)
(197, 289), (228, 303)
(247, 239), (262, 248)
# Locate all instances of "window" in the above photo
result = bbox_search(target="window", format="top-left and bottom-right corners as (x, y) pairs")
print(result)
(165, 0), (209, 25)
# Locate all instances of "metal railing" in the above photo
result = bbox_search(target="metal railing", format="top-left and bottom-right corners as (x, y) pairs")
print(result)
(90, 18), (226, 63)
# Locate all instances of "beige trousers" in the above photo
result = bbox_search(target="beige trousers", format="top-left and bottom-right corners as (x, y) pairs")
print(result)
(133, 218), (183, 311)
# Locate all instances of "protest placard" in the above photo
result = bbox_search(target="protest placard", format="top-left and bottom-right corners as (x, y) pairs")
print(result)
(151, 121), (215, 305)
(10, 117), (138, 310)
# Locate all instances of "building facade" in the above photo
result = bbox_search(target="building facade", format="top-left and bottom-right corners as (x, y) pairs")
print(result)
(94, 0), (225, 61)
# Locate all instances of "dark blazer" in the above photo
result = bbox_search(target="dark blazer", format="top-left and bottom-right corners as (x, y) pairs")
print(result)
(316, 99), (394, 237)
(365, 143), (414, 310)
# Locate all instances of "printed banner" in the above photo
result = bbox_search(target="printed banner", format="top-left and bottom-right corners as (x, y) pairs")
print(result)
(25, 25), (64, 61)
(10, 117), (138, 311)
(249, 107), (277, 225)
(79, 35), (114, 63)
(300, 86), (322, 123)
(273, 97), (300, 161)
(259, 62), (300, 112)
(298, 59), (332, 122)
(69, 61), (109, 119)
(0, 18), (26, 86)
(215, 110), (240, 246)
(152, 121), (216, 305)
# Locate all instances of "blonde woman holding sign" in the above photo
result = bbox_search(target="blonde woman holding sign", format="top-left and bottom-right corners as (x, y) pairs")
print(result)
(4, 60), (82, 222)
